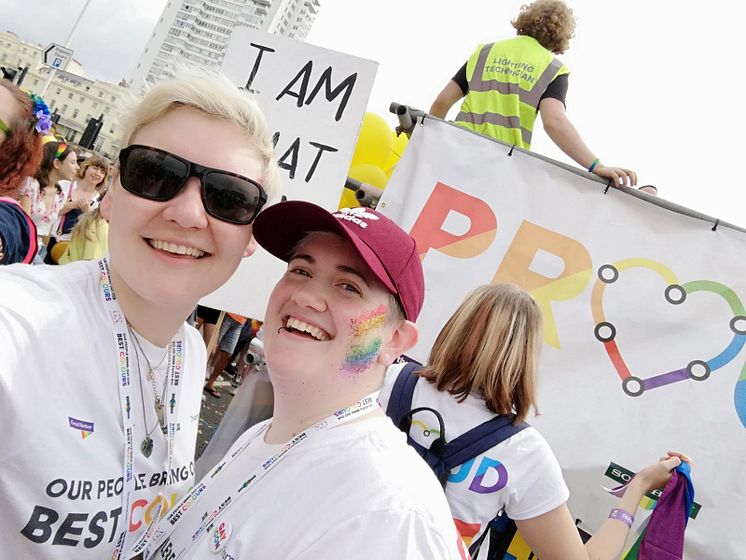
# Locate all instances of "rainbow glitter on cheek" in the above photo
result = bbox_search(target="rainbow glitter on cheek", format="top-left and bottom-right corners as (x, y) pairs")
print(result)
(340, 304), (388, 376)
(351, 304), (388, 336)
(340, 338), (383, 376)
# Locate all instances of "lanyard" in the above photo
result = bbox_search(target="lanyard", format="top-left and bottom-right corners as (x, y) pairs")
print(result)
(96, 257), (184, 559)
(146, 393), (380, 559)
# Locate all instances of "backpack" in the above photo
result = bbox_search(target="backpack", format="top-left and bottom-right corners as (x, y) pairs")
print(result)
(385, 361), (529, 560)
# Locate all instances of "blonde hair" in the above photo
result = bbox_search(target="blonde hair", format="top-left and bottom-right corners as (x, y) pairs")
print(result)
(420, 284), (542, 422)
(119, 67), (281, 202)
(70, 205), (105, 243)
(511, 0), (576, 54)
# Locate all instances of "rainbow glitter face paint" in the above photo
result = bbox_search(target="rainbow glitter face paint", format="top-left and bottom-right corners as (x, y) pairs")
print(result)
(340, 304), (388, 376)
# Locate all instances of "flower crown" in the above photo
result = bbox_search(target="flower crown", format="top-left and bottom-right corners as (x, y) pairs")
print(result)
(28, 92), (52, 135)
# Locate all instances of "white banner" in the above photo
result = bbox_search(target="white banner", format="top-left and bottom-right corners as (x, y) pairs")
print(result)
(200, 29), (378, 318)
(379, 118), (746, 557)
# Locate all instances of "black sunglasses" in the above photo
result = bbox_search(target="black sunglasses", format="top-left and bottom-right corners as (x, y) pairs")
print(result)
(118, 144), (267, 225)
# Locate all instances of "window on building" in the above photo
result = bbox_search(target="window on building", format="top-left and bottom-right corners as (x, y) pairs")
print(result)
(104, 106), (110, 114)
(93, 102), (98, 109)
(67, 92), (73, 99)
(55, 88), (61, 95)
(61, 104), (68, 114)
(73, 109), (79, 118)
(79, 95), (85, 102)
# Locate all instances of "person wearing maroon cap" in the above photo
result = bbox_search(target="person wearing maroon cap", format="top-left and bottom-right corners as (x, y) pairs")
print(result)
(147, 202), (468, 560)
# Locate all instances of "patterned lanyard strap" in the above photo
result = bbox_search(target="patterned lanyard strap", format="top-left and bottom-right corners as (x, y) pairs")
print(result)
(146, 393), (380, 560)
(96, 257), (185, 559)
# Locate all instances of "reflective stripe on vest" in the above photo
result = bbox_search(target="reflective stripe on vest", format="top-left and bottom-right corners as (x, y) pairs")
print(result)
(455, 38), (568, 149)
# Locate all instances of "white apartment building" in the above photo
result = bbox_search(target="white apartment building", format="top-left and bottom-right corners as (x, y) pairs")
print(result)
(0, 31), (128, 158)
(130, 0), (320, 88)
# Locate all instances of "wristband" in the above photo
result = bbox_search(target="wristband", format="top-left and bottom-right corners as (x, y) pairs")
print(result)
(609, 508), (634, 528)
(588, 158), (600, 173)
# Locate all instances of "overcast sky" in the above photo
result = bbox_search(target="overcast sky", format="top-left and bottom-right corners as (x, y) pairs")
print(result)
(2, 0), (744, 227)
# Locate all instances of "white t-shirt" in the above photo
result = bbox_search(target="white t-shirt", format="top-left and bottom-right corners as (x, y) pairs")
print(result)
(379, 363), (569, 554)
(0, 260), (206, 559)
(158, 414), (469, 559)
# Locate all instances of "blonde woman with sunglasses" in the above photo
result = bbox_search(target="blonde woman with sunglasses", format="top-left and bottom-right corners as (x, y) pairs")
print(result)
(0, 68), (279, 560)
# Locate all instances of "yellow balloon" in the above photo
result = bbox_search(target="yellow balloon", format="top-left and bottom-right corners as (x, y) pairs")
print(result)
(349, 163), (388, 189)
(383, 131), (409, 174)
(351, 113), (393, 169)
(338, 188), (360, 210)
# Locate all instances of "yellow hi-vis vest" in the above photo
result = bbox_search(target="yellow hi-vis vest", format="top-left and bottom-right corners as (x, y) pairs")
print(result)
(455, 36), (569, 149)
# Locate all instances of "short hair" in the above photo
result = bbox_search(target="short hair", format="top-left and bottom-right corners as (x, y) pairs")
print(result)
(420, 284), (542, 423)
(36, 141), (77, 193)
(119, 67), (281, 202)
(0, 81), (43, 197)
(511, 0), (576, 54)
(77, 154), (111, 187)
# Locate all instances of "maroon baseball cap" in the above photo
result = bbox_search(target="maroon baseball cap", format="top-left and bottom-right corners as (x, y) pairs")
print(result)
(253, 201), (425, 321)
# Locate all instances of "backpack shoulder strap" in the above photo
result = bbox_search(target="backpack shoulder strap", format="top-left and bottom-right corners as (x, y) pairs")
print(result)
(442, 415), (529, 471)
(384, 361), (421, 425)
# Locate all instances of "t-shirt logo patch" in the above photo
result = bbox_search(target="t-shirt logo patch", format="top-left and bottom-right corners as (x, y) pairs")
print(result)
(210, 520), (231, 553)
(68, 416), (94, 439)
(333, 207), (379, 229)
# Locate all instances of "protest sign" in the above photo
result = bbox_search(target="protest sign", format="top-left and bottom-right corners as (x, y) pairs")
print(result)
(379, 117), (746, 557)
(200, 28), (377, 318)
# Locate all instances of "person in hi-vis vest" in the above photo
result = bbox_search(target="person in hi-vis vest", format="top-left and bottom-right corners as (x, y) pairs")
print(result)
(430, 0), (637, 188)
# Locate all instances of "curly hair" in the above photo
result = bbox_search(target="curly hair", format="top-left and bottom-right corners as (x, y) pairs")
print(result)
(0, 82), (43, 197)
(511, 0), (576, 54)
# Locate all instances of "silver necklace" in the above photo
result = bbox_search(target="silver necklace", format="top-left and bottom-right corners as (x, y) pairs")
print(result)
(128, 324), (168, 458)
(129, 325), (169, 429)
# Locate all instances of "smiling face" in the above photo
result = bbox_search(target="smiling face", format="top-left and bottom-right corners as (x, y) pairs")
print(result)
(263, 232), (413, 387)
(102, 106), (263, 313)
(84, 164), (106, 186)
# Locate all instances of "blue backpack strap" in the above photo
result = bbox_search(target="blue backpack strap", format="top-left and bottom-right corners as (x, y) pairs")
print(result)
(446, 416), (528, 560)
(384, 361), (421, 424)
(442, 415), (529, 471)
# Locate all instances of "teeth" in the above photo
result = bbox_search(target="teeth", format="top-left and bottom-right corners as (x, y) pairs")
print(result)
(149, 239), (205, 258)
(285, 317), (329, 341)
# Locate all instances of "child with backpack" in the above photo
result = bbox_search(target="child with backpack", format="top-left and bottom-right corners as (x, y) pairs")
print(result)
(381, 283), (689, 560)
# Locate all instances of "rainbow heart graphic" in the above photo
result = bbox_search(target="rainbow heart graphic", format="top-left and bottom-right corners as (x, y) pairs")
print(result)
(591, 258), (746, 429)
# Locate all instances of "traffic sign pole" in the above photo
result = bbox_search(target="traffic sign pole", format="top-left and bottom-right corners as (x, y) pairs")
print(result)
(39, 0), (94, 97)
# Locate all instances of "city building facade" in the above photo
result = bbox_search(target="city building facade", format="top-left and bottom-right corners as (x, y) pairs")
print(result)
(130, 0), (320, 88)
(0, 30), (128, 158)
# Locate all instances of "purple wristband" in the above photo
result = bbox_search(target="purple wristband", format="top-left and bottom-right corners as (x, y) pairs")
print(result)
(609, 508), (634, 528)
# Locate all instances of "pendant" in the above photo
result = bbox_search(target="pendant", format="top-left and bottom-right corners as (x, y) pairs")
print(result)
(141, 436), (154, 458)
(156, 404), (165, 427)
(147, 368), (155, 382)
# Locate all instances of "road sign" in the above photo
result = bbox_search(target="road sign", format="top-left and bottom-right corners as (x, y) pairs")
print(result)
(42, 43), (74, 72)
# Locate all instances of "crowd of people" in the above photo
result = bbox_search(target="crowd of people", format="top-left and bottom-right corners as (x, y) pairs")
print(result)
(0, 79), (111, 265)
(0, 1), (688, 559)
